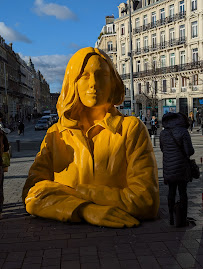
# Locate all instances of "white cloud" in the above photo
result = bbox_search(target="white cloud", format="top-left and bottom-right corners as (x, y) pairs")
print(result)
(19, 53), (72, 92)
(33, 0), (77, 20)
(0, 22), (31, 43)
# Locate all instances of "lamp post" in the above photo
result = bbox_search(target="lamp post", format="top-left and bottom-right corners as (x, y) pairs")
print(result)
(128, 0), (135, 116)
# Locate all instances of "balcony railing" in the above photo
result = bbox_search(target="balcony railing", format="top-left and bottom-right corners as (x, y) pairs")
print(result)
(132, 11), (186, 35)
(132, 37), (186, 56)
(120, 60), (203, 80)
(101, 47), (117, 53)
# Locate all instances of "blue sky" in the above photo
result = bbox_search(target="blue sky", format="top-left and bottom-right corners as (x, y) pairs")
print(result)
(0, 0), (122, 92)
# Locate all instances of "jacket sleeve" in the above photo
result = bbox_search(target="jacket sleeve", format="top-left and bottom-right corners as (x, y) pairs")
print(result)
(76, 120), (160, 219)
(22, 129), (91, 222)
(182, 130), (195, 158)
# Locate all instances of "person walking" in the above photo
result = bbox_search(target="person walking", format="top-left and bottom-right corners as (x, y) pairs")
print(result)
(18, 121), (24, 135)
(188, 111), (195, 133)
(160, 112), (194, 227)
(150, 116), (158, 135)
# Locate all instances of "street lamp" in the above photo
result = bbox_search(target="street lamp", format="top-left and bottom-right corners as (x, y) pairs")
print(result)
(128, 0), (135, 116)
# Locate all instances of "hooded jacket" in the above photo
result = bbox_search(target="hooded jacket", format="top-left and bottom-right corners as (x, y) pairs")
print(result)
(160, 112), (194, 183)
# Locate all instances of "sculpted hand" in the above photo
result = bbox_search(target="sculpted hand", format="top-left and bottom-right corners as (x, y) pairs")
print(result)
(25, 180), (77, 204)
(79, 204), (140, 228)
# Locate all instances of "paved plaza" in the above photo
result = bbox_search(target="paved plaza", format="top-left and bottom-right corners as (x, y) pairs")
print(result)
(0, 124), (203, 269)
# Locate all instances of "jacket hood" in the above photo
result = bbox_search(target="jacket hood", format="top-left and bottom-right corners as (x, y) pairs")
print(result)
(162, 112), (189, 129)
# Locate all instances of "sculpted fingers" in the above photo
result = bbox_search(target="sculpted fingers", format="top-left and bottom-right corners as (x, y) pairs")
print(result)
(114, 208), (140, 226)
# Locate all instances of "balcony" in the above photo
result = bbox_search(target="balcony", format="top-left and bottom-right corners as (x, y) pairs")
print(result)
(133, 11), (186, 35)
(101, 47), (117, 53)
(120, 60), (203, 80)
(132, 37), (186, 55)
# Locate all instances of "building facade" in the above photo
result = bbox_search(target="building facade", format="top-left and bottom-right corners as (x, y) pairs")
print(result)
(95, 16), (117, 67)
(114, 0), (203, 120)
(0, 36), (51, 123)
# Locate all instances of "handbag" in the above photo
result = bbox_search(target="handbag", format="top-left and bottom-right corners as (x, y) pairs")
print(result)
(168, 130), (200, 181)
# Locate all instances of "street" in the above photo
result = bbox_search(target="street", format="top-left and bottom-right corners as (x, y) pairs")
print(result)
(0, 121), (203, 269)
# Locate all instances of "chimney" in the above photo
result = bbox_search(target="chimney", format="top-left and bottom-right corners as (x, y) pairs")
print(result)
(9, 43), (13, 50)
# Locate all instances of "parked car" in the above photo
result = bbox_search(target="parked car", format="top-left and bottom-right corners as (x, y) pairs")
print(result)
(50, 114), (59, 123)
(35, 119), (49, 130)
(41, 115), (53, 126)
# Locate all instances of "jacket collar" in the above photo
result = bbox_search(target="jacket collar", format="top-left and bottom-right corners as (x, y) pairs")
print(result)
(58, 107), (124, 134)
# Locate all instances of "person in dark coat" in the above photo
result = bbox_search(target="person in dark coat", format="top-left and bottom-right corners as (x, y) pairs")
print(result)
(160, 112), (194, 226)
(18, 121), (24, 135)
(0, 129), (9, 219)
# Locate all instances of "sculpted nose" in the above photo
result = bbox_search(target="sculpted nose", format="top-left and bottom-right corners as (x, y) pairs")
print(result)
(89, 74), (97, 89)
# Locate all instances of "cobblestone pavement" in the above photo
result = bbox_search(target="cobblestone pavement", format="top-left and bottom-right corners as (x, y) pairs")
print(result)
(0, 127), (203, 269)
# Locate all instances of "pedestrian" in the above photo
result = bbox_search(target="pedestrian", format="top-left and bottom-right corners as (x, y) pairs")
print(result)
(196, 110), (201, 126)
(22, 47), (159, 228)
(150, 115), (158, 135)
(18, 121), (24, 135)
(188, 111), (195, 133)
(141, 114), (147, 125)
(160, 112), (194, 227)
(0, 127), (9, 220)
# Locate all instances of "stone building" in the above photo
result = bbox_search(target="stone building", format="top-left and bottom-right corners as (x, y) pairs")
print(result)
(112, 0), (203, 120)
(95, 16), (117, 67)
(50, 92), (60, 113)
(0, 36), (51, 123)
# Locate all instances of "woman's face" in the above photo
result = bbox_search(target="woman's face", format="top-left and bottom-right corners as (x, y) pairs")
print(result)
(76, 55), (112, 108)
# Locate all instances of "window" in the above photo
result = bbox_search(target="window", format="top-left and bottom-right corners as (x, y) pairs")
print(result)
(152, 58), (156, 70)
(193, 74), (198, 85)
(136, 60), (141, 72)
(144, 60), (148, 71)
(121, 43), (125, 56)
(135, 18), (140, 28)
(179, 25), (185, 41)
(169, 28), (175, 43)
(138, 83), (142, 94)
(161, 55), (166, 67)
(146, 82), (150, 94)
(136, 38), (141, 52)
(122, 63), (126, 74)
(191, 0), (197, 11)
(180, 0), (185, 13)
(163, 80), (167, 92)
(182, 77), (187, 87)
(169, 4), (175, 18)
(171, 78), (176, 88)
(154, 81), (158, 94)
(121, 24), (125, 35)
(152, 33), (156, 49)
(160, 31), (165, 47)
(107, 41), (113, 52)
(107, 25), (113, 34)
(144, 36), (148, 50)
(191, 21), (198, 38)
(160, 8), (165, 23)
(180, 51), (185, 65)
(170, 53), (175, 66)
(151, 12), (156, 25)
(192, 48), (198, 62)
(143, 15), (148, 26)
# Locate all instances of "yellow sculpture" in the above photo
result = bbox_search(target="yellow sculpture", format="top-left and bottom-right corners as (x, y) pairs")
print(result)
(22, 47), (159, 228)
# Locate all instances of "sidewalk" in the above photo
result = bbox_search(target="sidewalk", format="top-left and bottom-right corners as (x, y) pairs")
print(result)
(0, 136), (203, 269)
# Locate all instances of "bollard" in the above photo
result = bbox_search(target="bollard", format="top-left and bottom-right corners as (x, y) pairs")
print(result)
(16, 140), (20, 152)
(151, 135), (156, 147)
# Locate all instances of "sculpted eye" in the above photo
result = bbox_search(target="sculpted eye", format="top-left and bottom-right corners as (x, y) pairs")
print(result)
(81, 73), (89, 79)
